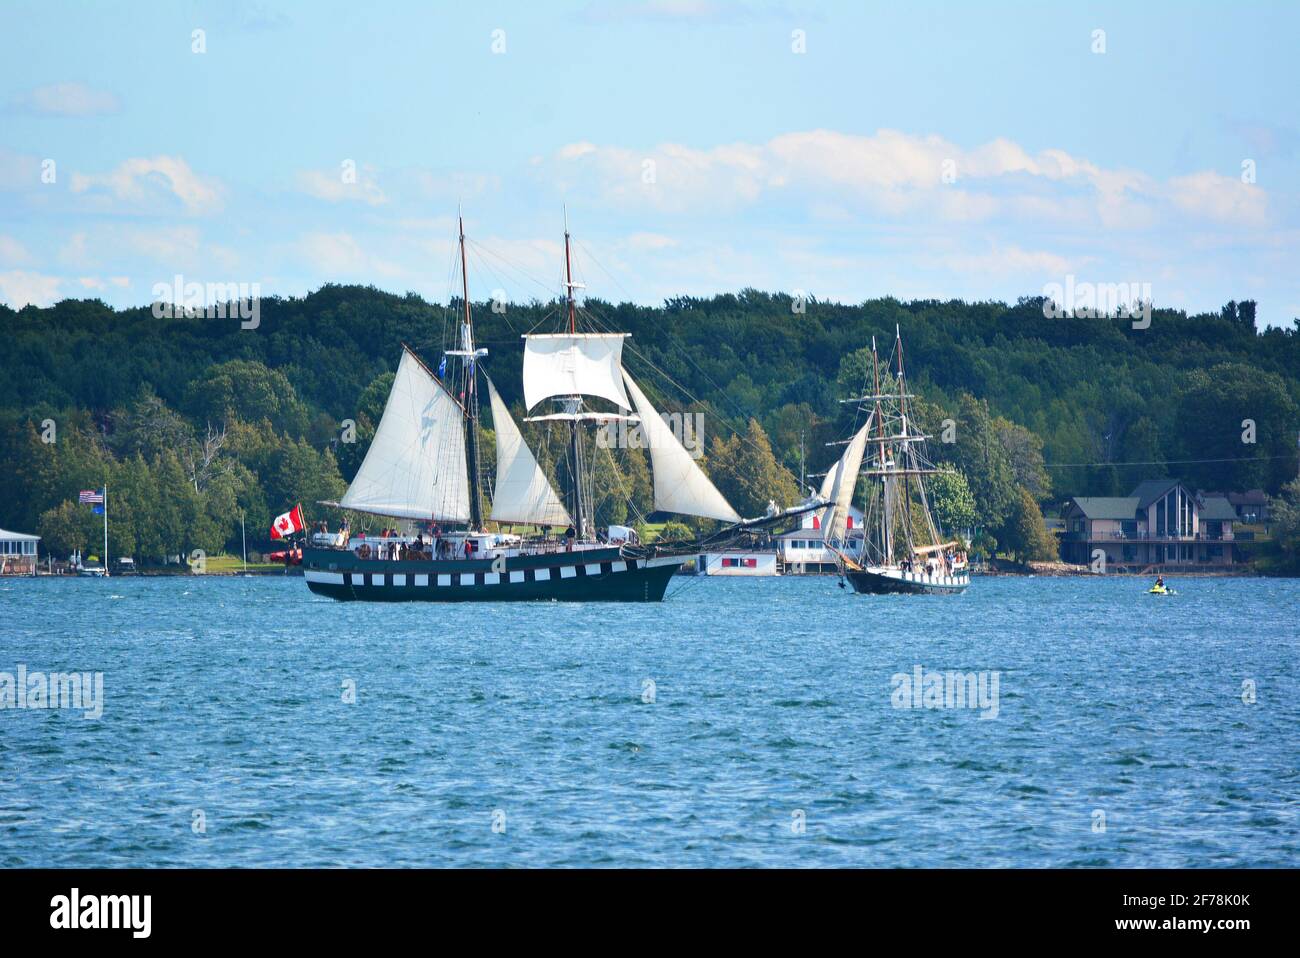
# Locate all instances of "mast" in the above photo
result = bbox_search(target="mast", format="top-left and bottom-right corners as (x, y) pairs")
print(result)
(562, 211), (587, 539)
(103, 481), (109, 576)
(458, 210), (484, 531)
(871, 338), (892, 565)
(241, 512), (247, 573)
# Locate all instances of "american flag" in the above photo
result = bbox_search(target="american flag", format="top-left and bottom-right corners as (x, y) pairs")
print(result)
(79, 489), (104, 504)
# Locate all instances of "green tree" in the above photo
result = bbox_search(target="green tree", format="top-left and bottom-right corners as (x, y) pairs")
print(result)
(928, 469), (977, 537)
(1174, 363), (1299, 491)
(1000, 485), (1057, 562)
(708, 419), (799, 518)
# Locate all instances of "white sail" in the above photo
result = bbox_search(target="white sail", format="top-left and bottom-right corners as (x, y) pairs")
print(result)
(821, 417), (872, 546)
(621, 371), (741, 523)
(339, 348), (471, 522)
(485, 376), (572, 528)
(522, 333), (632, 411)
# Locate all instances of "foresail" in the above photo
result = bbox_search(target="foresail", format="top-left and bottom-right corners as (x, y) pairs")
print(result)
(485, 376), (572, 528)
(338, 348), (471, 522)
(621, 371), (741, 523)
(821, 417), (872, 546)
(522, 333), (632, 411)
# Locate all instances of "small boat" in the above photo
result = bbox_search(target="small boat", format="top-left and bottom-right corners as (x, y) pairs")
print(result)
(1147, 585), (1176, 595)
(825, 328), (970, 596)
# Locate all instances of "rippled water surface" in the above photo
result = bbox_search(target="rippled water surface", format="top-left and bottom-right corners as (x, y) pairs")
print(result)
(0, 573), (1296, 867)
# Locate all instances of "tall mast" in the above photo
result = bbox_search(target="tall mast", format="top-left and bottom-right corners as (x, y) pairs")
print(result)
(871, 338), (892, 564)
(459, 210), (484, 530)
(562, 209), (587, 538)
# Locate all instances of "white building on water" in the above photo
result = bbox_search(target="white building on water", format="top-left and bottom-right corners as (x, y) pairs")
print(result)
(0, 529), (40, 576)
(775, 504), (867, 574)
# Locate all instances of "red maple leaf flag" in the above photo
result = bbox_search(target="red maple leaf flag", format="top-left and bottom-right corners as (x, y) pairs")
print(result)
(270, 504), (305, 540)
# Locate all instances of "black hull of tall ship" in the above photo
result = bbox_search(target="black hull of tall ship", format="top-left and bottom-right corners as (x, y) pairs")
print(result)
(846, 566), (970, 595)
(302, 545), (683, 602)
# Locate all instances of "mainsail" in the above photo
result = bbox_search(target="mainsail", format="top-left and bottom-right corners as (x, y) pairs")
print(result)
(484, 376), (572, 527)
(820, 418), (872, 546)
(338, 348), (471, 521)
(522, 333), (632, 411)
(621, 371), (741, 523)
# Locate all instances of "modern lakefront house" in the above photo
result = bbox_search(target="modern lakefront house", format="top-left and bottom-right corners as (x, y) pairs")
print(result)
(1060, 479), (1239, 571)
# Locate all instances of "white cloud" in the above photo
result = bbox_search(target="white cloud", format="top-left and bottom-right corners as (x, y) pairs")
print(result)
(546, 128), (1262, 231)
(625, 232), (678, 251)
(0, 270), (63, 308)
(296, 166), (387, 206)
(943, 244), (1077, 278)
(1167, 172), (1267, 227)
(70, 156), (224, 214)
(0, 235), (30, 266)
(7, 82), (119, 117)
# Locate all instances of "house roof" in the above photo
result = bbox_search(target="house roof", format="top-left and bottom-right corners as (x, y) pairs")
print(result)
(0, 528), (40, 541)
(1227, 489), (1268, 505)
(1129, 479), (1182, 509)
(1069, 497), (1139, 520)
(1198, 496), (1238, 521)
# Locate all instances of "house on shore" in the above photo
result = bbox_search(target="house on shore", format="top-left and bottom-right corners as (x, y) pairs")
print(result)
(1060, 480), (1238, 570)
(775, 503), (867, 574)
(0, 528), (40, 575)
(1225, 489), (1270, 524)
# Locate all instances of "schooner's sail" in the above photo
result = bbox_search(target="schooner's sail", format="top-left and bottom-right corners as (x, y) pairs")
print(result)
(337, 348), (471, 521)
(484, 375), (572, 527)
(621, 371), (741, 523)
(820, 417), (872, 547)
(522, 333), (632, 411)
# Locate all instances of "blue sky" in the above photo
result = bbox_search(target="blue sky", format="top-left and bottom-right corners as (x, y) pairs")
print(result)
(2, 0), (1298, 325)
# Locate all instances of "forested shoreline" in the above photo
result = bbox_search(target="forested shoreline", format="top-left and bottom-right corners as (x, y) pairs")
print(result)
(3, 286), (1299, 567)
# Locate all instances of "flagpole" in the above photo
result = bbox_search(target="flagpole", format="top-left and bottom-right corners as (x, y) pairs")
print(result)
(103, 482), (109, 577)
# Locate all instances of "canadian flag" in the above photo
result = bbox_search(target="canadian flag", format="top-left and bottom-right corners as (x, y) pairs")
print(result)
(270, 504), (305, 540)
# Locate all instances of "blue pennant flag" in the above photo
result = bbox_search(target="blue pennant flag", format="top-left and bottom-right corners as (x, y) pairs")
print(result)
(437, 356), (446, 379)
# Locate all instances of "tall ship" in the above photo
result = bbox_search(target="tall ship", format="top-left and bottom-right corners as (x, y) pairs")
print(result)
(821, 328), (970, 595)
(302, 215), (815, 602)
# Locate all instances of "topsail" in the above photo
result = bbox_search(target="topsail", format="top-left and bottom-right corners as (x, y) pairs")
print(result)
(522, 333), (632, 411)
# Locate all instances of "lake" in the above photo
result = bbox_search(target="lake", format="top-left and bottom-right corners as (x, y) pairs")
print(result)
(0, 573), (1296, 867)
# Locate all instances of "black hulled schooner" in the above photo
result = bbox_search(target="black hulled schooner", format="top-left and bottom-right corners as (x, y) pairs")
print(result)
(820, 328), (971, 595)
(302, 215), (816, 601)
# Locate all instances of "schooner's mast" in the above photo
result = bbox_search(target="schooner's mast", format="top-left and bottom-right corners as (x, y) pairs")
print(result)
(871, 337), (893, 565)
(458, 211), (484, 530)
(562, 213), (589, 538)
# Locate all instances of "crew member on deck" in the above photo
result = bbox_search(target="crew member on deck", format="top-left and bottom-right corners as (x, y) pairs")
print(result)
(564, 525), (576, 551)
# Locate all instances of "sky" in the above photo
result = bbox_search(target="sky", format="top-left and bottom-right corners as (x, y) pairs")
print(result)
(1, 0), (1299, 325)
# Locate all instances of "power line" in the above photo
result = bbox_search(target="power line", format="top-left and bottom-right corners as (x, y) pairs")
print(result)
(1044, 454), (1296, 468)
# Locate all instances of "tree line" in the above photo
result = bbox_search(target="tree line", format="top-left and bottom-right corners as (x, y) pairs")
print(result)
(2, 286), (1297, 565)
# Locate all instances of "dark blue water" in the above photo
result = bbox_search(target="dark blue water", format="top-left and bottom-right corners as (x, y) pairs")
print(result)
(0, 573), (1296, 867)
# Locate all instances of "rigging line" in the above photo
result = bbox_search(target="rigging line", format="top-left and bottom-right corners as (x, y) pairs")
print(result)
(1044, 454), (1297, 468)
(579, 304), (813, 491)
(464, 237), (560, 301)
(463, 244), (519, 333)
(571, 237), (772, 430)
